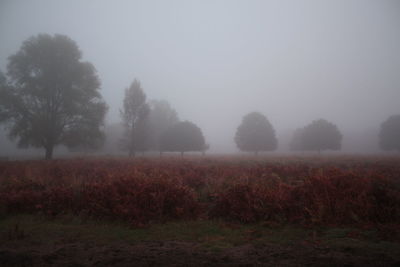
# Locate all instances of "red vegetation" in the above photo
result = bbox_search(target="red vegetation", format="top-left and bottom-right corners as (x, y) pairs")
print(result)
(0, 157), (399, 227)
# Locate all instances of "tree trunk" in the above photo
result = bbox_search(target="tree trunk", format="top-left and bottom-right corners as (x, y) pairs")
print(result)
(129, 122), (135, 158)
(45, 145), (53, 160)
(181, 151), (184, 158)
(255, 151), (259, 156)
(159, 151), (163, 157)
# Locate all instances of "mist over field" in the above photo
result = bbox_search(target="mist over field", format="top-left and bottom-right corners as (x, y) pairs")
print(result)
(1, 0), (400, 157)
(2, 3), (400, 265)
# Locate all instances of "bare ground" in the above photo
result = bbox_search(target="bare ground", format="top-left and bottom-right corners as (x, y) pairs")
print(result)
(1, 239), (400, 266)
(1, 214), (399, 266)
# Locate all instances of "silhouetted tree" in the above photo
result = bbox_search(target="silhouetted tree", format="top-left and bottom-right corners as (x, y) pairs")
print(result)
(147, 100), (179, 152)
(135, 106), (151, 155)
(120, 79), (149, 157)
(0, 34), (108, 159)
(379, 115), (400, 151)
(0, 70), (9, 122)
(67, 126), (106, 154)
(102, 122), (124, 154)
(0, 71), (5, 86)
(290, 128), (305, 151)
(234, 112), (277, 155)
(301, 119), (342, 153)
(160, 121), (206, 156)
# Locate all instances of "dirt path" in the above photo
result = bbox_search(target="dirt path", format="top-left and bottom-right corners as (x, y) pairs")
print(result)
(1, 240), (399, 266)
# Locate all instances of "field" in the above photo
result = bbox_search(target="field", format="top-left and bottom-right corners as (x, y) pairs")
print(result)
(1, 156), (400, 266)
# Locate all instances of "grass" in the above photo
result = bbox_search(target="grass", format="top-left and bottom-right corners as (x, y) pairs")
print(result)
(1, 214), (399, 256)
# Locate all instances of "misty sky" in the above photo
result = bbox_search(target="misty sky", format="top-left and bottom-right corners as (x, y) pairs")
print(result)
(1, 0), (399, 152)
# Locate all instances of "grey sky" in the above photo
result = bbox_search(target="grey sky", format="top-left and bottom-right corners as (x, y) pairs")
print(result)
(1, 0), (399, 152)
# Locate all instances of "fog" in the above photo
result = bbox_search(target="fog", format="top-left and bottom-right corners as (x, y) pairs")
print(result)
(1, 0), (400, 155)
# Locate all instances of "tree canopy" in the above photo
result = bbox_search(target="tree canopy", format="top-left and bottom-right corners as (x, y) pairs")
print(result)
(234, 112), (277, 154)
(0, 34), (107, 159)
(160, 121), (206, 156)
(379, 114), (400, 151)
(301, 119), (342, 152)
(0, 70), (11, 122)
(120, 79), (150, 156)
(0, 71), (5, 85)
(147, 100), (179, 151)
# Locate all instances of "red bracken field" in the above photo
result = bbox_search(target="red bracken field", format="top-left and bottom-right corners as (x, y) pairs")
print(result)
(1, 155), (400, 266)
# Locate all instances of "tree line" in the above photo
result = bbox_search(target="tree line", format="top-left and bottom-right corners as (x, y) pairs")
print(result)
(1, 34), (400, 159)
(119, 79), (207, 157)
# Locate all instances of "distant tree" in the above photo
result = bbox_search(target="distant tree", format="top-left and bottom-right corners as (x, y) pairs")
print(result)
(289, 128), (305, 151)
(135, 107), (151, 155)
(120, 79), (150, 157)
(234, 112), (277, 155)
(0, 34), (108, 159)
(147, 100), (179, 151)
(0, 70), (9, 122)
(379, 115), (400, 152)
(301, 119), (342, 153)
(102, 122), (124, 154)
(160, 121), (206, 156)
(0, 71), (5, 85)
(67, 126), (106, 154)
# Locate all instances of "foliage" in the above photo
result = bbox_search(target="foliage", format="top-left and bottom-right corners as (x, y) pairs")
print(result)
(0, 71), (5, 85)
(0, 70), (11, 122)
(0, 34), (108, 159)
(147, 100), (180, 151)
(0, 157), (400, 227)
(234, 112), (277, 154)
(120, 79), (150, 156)
(160, 121), (206, 155)
(379, 114), (400, 151)
(301, 119), (342, 152)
